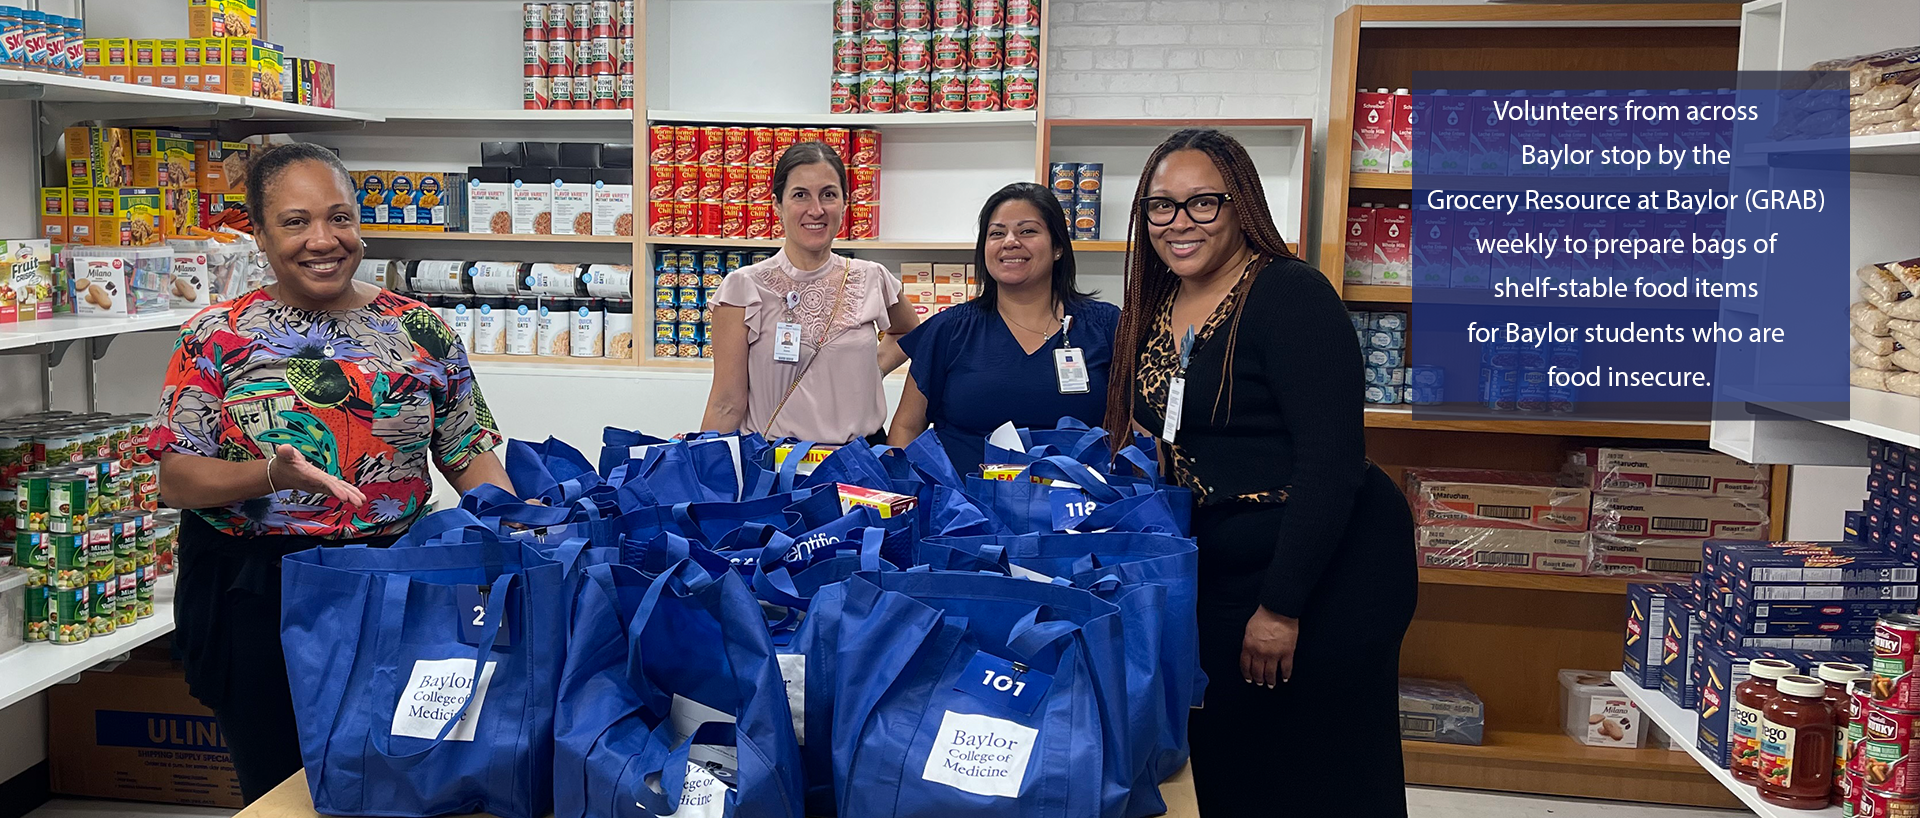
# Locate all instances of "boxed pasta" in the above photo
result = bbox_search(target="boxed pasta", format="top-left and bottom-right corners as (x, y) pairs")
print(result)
(1623, 583), (1674, 687)
(1405, 468), (1590, 531)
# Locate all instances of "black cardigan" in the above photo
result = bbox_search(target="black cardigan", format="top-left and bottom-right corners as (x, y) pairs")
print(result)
(1132, 257), (1372, 618)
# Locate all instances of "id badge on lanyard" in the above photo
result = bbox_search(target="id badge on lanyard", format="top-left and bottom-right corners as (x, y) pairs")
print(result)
(1053, 315), (1088, 394)
(774, 290), (803, 363)
(1163, 326), (1195, 443)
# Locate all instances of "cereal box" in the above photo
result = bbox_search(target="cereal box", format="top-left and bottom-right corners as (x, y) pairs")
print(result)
(67, 187), (95, 246)
(196, 141), (249, 195)
(39, 188), (67, 244)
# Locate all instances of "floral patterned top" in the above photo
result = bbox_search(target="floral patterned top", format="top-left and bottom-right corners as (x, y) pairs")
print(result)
(150, 288), (502, 538)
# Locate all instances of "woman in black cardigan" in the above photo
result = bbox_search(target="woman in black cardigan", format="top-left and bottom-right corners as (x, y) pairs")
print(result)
(1105, 129), (1417, 816)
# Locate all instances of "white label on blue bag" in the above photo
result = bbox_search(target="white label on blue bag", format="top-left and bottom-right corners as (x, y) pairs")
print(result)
(655, 760), (728, 818)
(920, 710), (1039, 798)
(777, 654), (807, 745)
(1049, 489), (1098, 532)
(957, 652), (1053, 716)
(670, 694), (739, 773)
(390, 658), (498, 742)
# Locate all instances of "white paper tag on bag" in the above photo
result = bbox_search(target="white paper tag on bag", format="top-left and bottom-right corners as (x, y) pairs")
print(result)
(920, 710), (1039, 798)
(390, 658), (499, 742)
(670, 694), (740, 773)
(1162, 377), (1186, 443)
(656, 760), (729, 818)
(777, 654), (807, 745)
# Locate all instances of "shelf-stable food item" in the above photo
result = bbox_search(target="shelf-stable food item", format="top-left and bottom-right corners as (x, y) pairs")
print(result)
(1589, 493), (1770, 541)
(1732, 658), (1799, 782)
(1560, 669), (1646, 748)
(1405, 468), (1590, 531)
(1397, 678), (1483, 746)
(1623, 584), (1676, 688)
(1759, 675), (1838, 808)
(1565, 447), (1770, 500)
(1414, 526), (1592, 575)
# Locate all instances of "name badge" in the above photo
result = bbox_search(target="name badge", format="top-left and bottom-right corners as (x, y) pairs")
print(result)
(773, 321), (803, 363)
(1048, 488), (1098, 532)
(1162, 376), (1186, 443)
(456, 585), (514, 647)
(956, 651), (1053, 717)
(1053, 347), (1089, 394)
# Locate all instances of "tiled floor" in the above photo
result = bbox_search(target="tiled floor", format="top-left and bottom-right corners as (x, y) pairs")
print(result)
(28, 789), (1751, 817)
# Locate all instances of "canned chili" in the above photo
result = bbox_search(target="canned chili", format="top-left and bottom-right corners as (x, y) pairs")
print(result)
(670, 201), (695, 236)
(823, 128), (851, 162)
(723, 127), (749, 164)
(698, 127), (725, 164)
(673, 126), (699, 163)
(850, 166), (881, 203)
(721, 202), (748, 239)
(748, 128), (776, 165)
(723, 165), (749, 202)
(748, 166), (775, 202)
(695, 201), (722, 238)
(648, 199), (673, 237)
(773, 127), (800, 157)
(649, 164), (676, 201)
(649, 125), (677, 163)
(1861, 786), (1920, 817)
(699, 164), (724, 200)
(798, 127), (824, 145)
(850, 202), (879, 240)
(1877, 615), (1920, 709)
(1865, 703), (1920, 794)
(852, 129), (882, 165)
(930, 29), (967, 71)
(674, 164), (700, 201)
(747, 204), (773, 239)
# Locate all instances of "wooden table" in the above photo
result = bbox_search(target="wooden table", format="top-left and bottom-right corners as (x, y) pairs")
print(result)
(244, 765), (1200, 817)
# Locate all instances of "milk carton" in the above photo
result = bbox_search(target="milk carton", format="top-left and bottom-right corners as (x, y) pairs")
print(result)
(1344, 205), (1377, 285)
(1430, 91), (1473, 175)
(1451, 212), (1495, 289)
(1507, 92), (1553, 177)
(1412, 211), (1452, 288)
(1468, 92), (1508, 176)
(1351, 89), (1394, 173)
(1389, 89), (1415, 174)
(1372, 205), (1411, 286)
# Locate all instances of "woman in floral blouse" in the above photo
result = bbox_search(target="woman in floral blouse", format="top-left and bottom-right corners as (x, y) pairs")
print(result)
(151, 142), (509, 803)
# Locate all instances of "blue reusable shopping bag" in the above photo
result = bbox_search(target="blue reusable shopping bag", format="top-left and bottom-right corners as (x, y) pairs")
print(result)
(553, 558), (804, 818)
(504, 437), (603, 506)
(830, 570), (1134, 818)
(281, 533), (568, 818)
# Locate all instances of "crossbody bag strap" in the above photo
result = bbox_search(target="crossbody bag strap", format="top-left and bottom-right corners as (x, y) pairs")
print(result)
(765, 257), (853, 438)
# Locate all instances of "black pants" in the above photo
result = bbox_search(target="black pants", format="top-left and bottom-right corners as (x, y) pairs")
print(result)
(1185, 465), (1418, 817)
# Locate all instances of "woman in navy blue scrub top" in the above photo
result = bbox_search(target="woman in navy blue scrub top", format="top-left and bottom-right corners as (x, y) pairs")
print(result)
(888, 182), (1119, 472)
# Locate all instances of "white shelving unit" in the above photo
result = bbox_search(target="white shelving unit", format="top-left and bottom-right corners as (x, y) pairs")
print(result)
(646, 109), (1038, 128)
(0, 68), (381, 124)
(1612, 671), (1842, 818)
(0, 312), (191, 353)
(0, 575), (178, 712)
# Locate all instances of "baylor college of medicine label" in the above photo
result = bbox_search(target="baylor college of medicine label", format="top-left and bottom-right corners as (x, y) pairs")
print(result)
(390, 658), (499, 742)
(921, 710), (1040, 798)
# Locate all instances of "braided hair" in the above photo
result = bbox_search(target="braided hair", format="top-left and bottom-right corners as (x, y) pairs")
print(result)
(1100, 128), (1300, 452)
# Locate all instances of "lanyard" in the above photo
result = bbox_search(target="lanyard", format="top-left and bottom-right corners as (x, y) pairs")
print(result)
(1163, 325), (1195, 443)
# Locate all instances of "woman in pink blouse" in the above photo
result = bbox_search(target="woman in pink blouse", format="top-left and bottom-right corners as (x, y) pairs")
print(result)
(700, 142), (920, 444)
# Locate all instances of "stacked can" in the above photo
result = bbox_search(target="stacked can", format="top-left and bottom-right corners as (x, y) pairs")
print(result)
(1862, 614), (1920, 815)
(652, 248), (767, 358)
(0, 10), (86, 76)
(840, 0), (1036, 112)
(619, 0), (637, 109)
(648, 121), (864, 240)
(1046, 162), (1099, 240)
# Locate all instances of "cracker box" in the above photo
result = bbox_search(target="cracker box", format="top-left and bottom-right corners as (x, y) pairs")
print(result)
(68, 252), (132, 315)
(1592, 535), (1705, 578)
(197, 141), (250, 195)
(838, 484), (917, 519)
(1414, 526), (1591, 575)
(1567, 447), (1770, 499)
(131, 39), (159, 86)
(1590, 494), (1769, 541)
(1624, 584), (1675, 688)
(68, 187), (95, 246)
(39, 188), (67, 244)
(247, 40), (284, 101)
(1397, 678), (1483, 746)
(1405, 468), (1590, 531)
(199, 36), (227, 94)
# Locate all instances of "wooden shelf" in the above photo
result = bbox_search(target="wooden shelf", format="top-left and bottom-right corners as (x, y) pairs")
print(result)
(1403, 728), (1739, 808)
(1350, 171), (1412, 190)
(1404, 730), (1702, 772)
(1363, 406), (1710, 440)
(1073, 240), (1129, 253)
(363, 231), (636, 245)
(1417, 567), (1637, 594)
(1614, 672), (1840, 816)
(1342, 284), (1412, 302)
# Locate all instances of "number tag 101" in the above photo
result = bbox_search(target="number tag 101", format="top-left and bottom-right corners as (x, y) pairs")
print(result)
(1048, 488), (1098, 532)
(456, 585), (515, 647)
(956, 651), (1052, 716)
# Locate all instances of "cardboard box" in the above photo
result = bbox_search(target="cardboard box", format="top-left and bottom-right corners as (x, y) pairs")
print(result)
(1388, 91), (1415, 174)
(221, 38), (253, 99)
(65, 127), (133, 189)
(838, 484), (916, 519)
(98, 37), (131, 83)
(296, 59), (336, 108)
(248, 40), (284, 100)
(3, 240), (52, 322)
(387, 172), (418, 227)
(1712, 542), (1918, 585)
(49, 660), (243, 808)
(191, 0), (258, 39)
(465, 167), (510, 234)
(1568, 447), (1771, 500)
(1731, 582), (1920, 604)
(1398, 678), (1483, 746)
(1623, 583), (1674, 688)
(81, 37), (103, 80)
(112, 188), (167, 246)
(1414, 526), (1591, 575)
(157, 38), (182, 89)
(1591, 535), (1705, 578)
(1406, 468), (1590, 531)
(1658, 598), (1705, 709)
(93, 190), (119, 248)
(1343, 205), (1376, 286)
(197, 141), (250, 195)
(1371, 206), (1410, 286)
(199, 36), (228, 94)
(130, 129), (161, 188)
(1590, 493), (1769, 541)
(931, 263), (968, 287)
(131, 39), (159, 86)
(898, 262), (933, 284)
(39, 188), (67, 244)
(68, 187), (95, 246)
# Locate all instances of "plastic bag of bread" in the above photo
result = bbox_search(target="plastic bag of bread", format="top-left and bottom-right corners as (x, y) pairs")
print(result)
(1896, 328), (1920, 353)
(1854, 301), (1893, 336)
(1854, 366), (1891, 391)
(1811, 45), (1920, 73)
(1892, 317), (1920, 337)
(1858, 262), (1911, 302)
(1855, 324), (1899, 356)
(1855, 345), (1900, 370)
(1847, 50), (1920, 94)
(1854, 105), (1910, 129)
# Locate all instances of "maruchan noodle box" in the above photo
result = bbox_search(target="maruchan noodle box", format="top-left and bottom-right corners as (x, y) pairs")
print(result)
(1567, 448), (1771, 500)
(1405, 468), (1591, 531)
(1589, 494), (1769, 541)
(1415, 526), (1593, 575)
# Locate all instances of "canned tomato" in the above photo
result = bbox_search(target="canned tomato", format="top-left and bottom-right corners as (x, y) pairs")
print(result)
(850, 202), (879, 240)
(619, 71), (636, 108)
(833, 32), (862, 74)
(934, 0), (967, 28)
(930, 28), (968, 71)
(648, 124), (677, 163)
(590, 37), (614, 73)
(721, 202), (748, 238)
(896, 72), (932, 112)
(674, 163), (700, 200)
(1004, 26), (1039, 68)
(863, 0), (897, 30)
(1004, 67), (1037, 109)
(723, 165), (750, 202)
(1005, 0), (1038, 27)
(38, 429), (82, 466)
(24, 585), (48, 642)
(859, 72), (896, 113)
(852, 129), (882, 165)
(699, 164), (724, 200)
(773, 127), (800, 158)
(618, 36), (636, 67)
(672, 125), (698, 163)
(575, 75), (595, 105)
(1877, 615), (1920, 709)
(154, 512), (176, 574)
(545, 3), (571, 38)
(748, 165), (775, 202)
(898, 0), (932, 30)
(49, 585), (87, 645)
(748, 128), (776, 166)
(861, 30), (897, 73)
(898, 31), (933, 72)
(1861, 787), (1920, 817)
(966, 69), (1003, 111)
(747, 203), (774, 239)
(620, 0), (635, 34)
(969, 27), (1003, 70)
(1865, 703), (1920, 794)
(972, 0), (1002, 27)
(525, 37), (547, 78)
(722, 127), (749, 164)
(850, 166), (881, 203)
(833, 0), (861, 32)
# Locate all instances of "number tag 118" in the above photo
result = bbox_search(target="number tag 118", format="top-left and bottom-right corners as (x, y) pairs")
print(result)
(1048, 488), (1098, 532)
(956, 651), (1052, 717)
(456, 585), (514, 647)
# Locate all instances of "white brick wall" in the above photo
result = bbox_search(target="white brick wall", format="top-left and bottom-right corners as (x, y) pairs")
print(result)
(1044, 0), (1334, 118)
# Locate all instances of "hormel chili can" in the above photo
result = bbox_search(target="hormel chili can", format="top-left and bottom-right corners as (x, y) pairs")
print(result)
(849, 165), (880, 203)
(1863, 703), (1920, 794)
(896, 71), (932, 112)
(698, 127), (726, 164)
(747, 203), (773, 239)
(823, 129), (851, 163)
(1859, 679), (1878, 776)
(968, 27), (1003, 70)
(648, 199), (674, 236)
(525, 75), (551, 109)
(721, 202), (748, 239)
(798, 127), (824, 146)
(548, 38), (574, 76)
(833, 0), (861, 33)
(834, 33), (863, 74)
(697, 201), (723, 238)
(934, 0), (967, 29)
(1877, 615), (1920, 709)
(748, 128), (777, 166)
(525, 3), (548, 39)
(851, 129), (882, 165)
(862, 0), (897, 31)
(850, 202), (877, 240)
(862, 30), (896, 73)
(1004, 26), (1038, 68)
(723, 165), (749, 202)
(771, 214), (786, 239)
(930, 28), (968, 71)
(1005, 0), (1038, 27)
(648, 125), (677, 162)
(673, 164), (700, 201)
(1860, 787), (1920, 817)
(898, 30), (932, 72)
(966, 69), (1003, 111)
(773, 127), (800, 158)
(932, 70), (969, 111)
(859, 73), (896, 113)
(723, 127), (749, 164)
(899, 0), (932, 31)
(748, 166), (775, 202)
(971, 0), (1002, 28)
(836, 212), (850, 240)
(591, 0), (615, 35)
(551, 76), (576, 109)
(1004, 67), (1037, 110)
(674, 126), (699, 163)
(671, 201), (694, 236)
(648, 164), (676, 201)
(699, 164), (724, 200)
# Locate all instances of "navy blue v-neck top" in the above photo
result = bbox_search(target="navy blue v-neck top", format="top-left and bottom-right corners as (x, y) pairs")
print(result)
(899, 297), (1120, 473)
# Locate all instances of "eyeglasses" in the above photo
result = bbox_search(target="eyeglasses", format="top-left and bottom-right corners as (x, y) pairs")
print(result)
(1139, 193), (1234, 226)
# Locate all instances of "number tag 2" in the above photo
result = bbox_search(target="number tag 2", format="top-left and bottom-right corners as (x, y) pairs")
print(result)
(456, 585), (515, 647)
(1048, 488), (1098, 532)
(956, 651), (1052, 717)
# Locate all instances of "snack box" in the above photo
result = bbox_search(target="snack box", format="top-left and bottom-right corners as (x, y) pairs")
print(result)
(1591, 536), (1704, 578)
(1560, 669), (1644, 748)
(295, 58), (336, 108)
(1397, 678), (1483, 746)
(39, 188), (66, 244)
(198, 34), (227, 94)
(64, 127), (132, 190)
(1567, 447), (1770, 499)
(3, 240), (52, 323)
(773, 443), (836, 476)
(1712, 543), (1919, 586)
(1405, 468), (1589, 531)
(838, 484), (916, 519)
(196, 141), (250, 196)
(1415, 526), (1590, 575)
(1623, 583), (1674, 688)
(247, 40), (283, 100)
(1589, 493), (1768, 541)
(1659, 597), (1706, 709)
